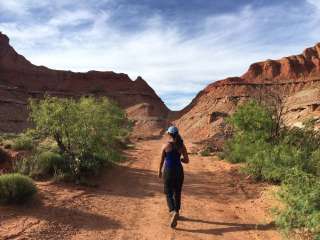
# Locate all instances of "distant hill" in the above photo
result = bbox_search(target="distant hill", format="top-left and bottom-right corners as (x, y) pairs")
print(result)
(174, 42), (320, 145)
(1, 31), (320, 142)
(0, 32), (169, 136)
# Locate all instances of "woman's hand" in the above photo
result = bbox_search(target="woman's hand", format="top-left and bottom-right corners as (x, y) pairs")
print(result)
(181, 158), (188, 163)
(158, 170), (162, 179)
(181, 144), (190, 164)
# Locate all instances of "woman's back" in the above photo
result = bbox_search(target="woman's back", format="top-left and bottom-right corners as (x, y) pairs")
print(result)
(164, 142), (182, 169)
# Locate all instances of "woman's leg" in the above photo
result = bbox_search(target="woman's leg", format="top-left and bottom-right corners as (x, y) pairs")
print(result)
(164, 168), (175, 212)
(174, 166), (184, 212)
(166, 190), (175, 212)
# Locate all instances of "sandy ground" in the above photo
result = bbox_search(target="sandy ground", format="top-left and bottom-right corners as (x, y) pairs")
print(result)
(0, 139), (282, 240)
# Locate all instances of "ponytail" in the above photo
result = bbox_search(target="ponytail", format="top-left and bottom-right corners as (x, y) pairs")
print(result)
(169, 132), (184, 150)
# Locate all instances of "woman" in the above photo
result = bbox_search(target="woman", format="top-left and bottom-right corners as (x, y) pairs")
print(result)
(159, 126), (189, 228)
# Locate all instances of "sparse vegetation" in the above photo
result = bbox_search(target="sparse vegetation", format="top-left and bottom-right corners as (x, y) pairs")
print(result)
(2, 95), (131, 186)
(199, 146), (212, 156)
(15, 150), (66, 178)
(276, 169), (320, 239)
(36, 151), (65, 176)
(26, 96), (131, 180)
(0, 173), (37, 204)
(12, 134), (33, 151)
(224, 100), (320, 239)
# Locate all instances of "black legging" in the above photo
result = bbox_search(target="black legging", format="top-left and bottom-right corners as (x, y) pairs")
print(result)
(163, 165), (184, 212)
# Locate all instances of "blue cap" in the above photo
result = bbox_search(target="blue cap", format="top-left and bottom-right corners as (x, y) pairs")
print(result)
(167, 126), (179, 135)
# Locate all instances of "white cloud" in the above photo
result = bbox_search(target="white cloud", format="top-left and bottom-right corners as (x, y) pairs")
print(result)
(0, 0), (52, 15)
(307, 0), (320, 9)
(0, 1), (319, 110)
(0, 1), (29, 15)
(48, 9), (95, 27)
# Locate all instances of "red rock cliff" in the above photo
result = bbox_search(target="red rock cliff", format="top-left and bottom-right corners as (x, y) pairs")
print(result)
(0, 32), (169, 136)
(175, 42), (320, 142)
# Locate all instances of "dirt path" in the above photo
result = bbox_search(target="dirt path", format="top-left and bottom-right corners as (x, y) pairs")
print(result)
(0, 139), (282, 240)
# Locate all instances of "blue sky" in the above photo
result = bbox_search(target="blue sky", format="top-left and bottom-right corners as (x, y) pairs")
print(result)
(0, 0), (320, 110)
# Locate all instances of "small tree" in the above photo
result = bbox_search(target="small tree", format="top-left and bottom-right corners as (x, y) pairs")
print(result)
(224, 101), (274, 163)
(253, 86), (288, 142)
(29, 96), (131, 178)
(225, 100), (320, 238)
(227, 100), (273, 141)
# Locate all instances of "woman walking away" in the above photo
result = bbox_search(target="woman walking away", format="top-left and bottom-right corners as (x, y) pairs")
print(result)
(159, 126), (189, 228)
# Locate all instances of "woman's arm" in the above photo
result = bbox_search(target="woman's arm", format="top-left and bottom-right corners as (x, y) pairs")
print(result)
(158, 144), (166, 178)
(181, 144), (189, 164)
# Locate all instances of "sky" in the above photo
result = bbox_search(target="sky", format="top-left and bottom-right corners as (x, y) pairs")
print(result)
(0, 0), (320, 110)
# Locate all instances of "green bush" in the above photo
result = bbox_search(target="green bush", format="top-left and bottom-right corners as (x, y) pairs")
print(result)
(12, 135), (33, 151)
(28, 96), (131, 179)
(224, 101), (320, 239)
(3, 139), (13, 149)
(14, 150), (65, 178)
(245, 143), (305, 183)
(36, 151), (65, 176)
(37, 138), (59, 153)
(227, 100), (273, 141)
(200, 150), (210, 157)
(309, 150), (320, 177)
(0, 173), (37, 204)
(224, 136), (265, 163)
(200, 146), (212, 157)
(225, 101), (320, 181)
(276, 169), (320, 239)
(224, 101), (274, 163)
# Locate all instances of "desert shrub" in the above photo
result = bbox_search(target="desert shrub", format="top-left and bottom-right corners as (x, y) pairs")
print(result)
(245, 143), (305, 182)
(275, 169), (320, 239)
(28, 96), (131, 179)
(225, 101), (320, 238)
(224, 136), (266, 163)
(199, 146), (213, 157)
(224, 101), (274, 163)
(37, 138), (59, 153)
(309, 150), (320, 177)
(3, 139), (13, 149)
(200, 149), (210, 157)
(0, 173), (37, 204)
(227, 100), (273, 141)
(225, 101), (320, 180)
(13, 156), (35, 176)
(0, 134), (22, 149)
(35, 151), (65, 176)
(12, 134), (33, 151)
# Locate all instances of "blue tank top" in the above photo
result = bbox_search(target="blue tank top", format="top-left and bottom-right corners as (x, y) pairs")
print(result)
(165, 142), (182, 168)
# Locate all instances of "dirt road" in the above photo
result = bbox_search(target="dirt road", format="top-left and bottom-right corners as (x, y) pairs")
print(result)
(0, 139), (282, 240)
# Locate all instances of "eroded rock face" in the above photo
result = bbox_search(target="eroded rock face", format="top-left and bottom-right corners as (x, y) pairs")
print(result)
(0, 32), (169, 136)
(242, 44), (320, 82)
(175, 42), (320, 141)
(2, 30), (320, 141)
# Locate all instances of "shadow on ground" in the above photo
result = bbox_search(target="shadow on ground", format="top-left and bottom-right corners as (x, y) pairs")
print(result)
(176, 216), (275, 235)
(1, 203), (121, 231)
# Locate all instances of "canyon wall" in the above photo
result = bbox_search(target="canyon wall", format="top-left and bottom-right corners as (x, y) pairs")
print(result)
(1, 31), (320, 142)
(0, 32), (169, 136)
(174, 42), (320, 144)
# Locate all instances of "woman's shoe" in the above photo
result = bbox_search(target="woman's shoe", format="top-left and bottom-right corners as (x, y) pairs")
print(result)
(170, 211), (179, 228)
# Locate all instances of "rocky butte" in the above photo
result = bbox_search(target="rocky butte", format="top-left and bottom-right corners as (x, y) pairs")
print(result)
(174, 41), (320, 145)
(0, 32), (169, 136)
(1, 31), (320, 142)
